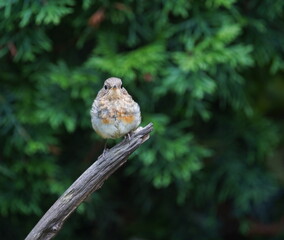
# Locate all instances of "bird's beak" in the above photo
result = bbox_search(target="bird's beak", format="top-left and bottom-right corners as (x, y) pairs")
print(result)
(108, 86), (121, 99)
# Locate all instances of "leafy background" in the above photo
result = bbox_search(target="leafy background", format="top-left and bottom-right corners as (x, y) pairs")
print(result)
(1, 0), (284, 239)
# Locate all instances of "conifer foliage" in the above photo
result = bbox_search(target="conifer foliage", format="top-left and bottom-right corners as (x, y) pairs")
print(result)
(1, 0), (284, 239)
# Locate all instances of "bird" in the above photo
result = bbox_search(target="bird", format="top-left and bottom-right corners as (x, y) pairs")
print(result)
(90, 77), (141, 139)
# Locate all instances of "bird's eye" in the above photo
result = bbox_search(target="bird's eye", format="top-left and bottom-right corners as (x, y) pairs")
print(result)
(104, 85), (107, 90)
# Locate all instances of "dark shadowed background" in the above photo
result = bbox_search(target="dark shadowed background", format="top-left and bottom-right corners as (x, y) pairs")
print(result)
(1, 0), (284, 239)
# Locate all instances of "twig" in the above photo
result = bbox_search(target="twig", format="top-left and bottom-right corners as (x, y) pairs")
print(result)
(25, 123), (153, 240)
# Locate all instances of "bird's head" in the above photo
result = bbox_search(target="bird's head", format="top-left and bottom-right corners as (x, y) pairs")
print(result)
(103, 77), (124, 100)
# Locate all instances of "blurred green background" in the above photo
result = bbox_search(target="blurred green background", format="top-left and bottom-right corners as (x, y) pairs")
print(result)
(1, 0), (284, 239)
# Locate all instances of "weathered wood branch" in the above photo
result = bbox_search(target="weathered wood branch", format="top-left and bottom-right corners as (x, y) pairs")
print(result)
(25, 123), (153, 240)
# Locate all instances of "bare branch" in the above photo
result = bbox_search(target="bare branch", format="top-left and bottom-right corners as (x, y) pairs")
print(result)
(25, 123), (153, 240)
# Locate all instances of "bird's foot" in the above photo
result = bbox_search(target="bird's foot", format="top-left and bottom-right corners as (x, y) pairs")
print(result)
(102, 140), (109, 159)
(124, 132), (132, 142)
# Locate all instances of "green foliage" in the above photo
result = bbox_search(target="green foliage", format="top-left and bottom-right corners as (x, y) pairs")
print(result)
(1, 0), (284, 239)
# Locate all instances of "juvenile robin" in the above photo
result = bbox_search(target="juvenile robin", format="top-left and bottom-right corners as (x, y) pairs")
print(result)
(90, 77), (141, 139)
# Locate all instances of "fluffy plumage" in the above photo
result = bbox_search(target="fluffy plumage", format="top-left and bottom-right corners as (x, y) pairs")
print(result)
(90, 77), (141, 139)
